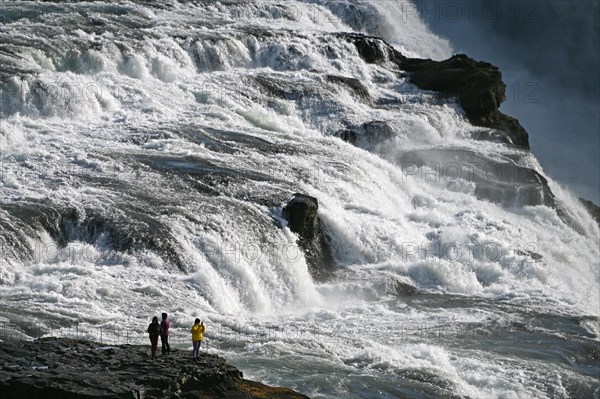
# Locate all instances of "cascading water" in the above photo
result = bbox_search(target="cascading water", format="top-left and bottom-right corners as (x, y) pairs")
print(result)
(0, 1), (598, 398)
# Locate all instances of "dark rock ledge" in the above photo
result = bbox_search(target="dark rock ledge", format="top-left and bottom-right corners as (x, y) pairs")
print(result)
(0, 338), (309, 399)
(336, 33), (600, 231)
(340, 33), (530, 150)
(580, 198), (600, 227)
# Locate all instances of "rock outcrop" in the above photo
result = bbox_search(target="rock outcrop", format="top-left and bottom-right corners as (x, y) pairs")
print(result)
(399, 55), (530, 150)
(580, 198), (600, 226)
(337, 121), (395, 149)
(387, 277), (419, 297)
(0, 338), (309, 399)
(341, 33), (388, 64)
(342, 33), (530, 150)
(337, 34), (595, 227)
(282, 194), (335, 280)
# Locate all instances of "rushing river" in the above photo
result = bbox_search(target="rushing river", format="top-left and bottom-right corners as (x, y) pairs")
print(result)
(0, 1), (598, 398)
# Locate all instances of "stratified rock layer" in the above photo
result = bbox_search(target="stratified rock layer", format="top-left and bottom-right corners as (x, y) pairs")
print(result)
(0, 338), (309, 399)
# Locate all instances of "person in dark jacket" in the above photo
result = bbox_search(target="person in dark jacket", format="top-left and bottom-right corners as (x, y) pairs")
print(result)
(160, 312), (171, 355)
(147, 316), (161, 359)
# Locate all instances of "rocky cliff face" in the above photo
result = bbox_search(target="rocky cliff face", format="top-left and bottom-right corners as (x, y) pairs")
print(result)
(580, 198), (600, 227)
(279, 34), (596, 276)
(343, 33), (530, 150)
(0, 338), (309, 399)
(338, 33), (600, 230)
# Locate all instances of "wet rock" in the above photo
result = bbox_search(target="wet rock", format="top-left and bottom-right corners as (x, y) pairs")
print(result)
(0, 202), (184, 271)
(472, 167), (555, 208)
(387, 277), (419, 296)
(579, 198), (600, 227)
(471, 128), (523, 148)
(398, 54), (529, 150)
(342, 33), (530, 150)
(0, 203), (52, 264)
(52, 207), (184, 270)
(398, 148), (556, 208)
(337, 121), (395, 149)
(325, 75), (371, 103)
(341, 33), (389, 64)
(282, 194), (335, 280)
(253, 75), (321, 103)
(399, 55), (505, 119)
(0, 338), (309, 399)
(517, 249), (543, 261)
(283, 194), (319, 240)
(474, 112), (530, 150)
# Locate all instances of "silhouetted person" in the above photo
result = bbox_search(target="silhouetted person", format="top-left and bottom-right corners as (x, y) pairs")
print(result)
(191, 318), (205, 359)
(160, 313), (171, 354)
(147, 316), (161, 360)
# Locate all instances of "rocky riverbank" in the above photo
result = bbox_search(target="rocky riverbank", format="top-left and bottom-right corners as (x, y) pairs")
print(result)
(0, 338), (309, 399)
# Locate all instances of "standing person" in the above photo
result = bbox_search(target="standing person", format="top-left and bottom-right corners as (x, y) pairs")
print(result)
(160, 313), (171, 355)
(147, 316), (161, 360)
(191, 318), (205, 360)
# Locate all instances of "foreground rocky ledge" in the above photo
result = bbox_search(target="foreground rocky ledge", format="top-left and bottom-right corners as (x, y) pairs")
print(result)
(0, 338), (309, 399)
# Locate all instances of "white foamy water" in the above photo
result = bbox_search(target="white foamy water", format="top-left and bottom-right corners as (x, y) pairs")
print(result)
(0, 1), (598, 398)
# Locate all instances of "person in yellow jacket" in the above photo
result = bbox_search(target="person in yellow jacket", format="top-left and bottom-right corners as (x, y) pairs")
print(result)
(191, 318), (205, 359)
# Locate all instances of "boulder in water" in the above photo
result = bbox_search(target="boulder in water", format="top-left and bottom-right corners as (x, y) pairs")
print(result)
(283, 194), (319, 240)
(337, 121), (395, 149)
(282, 194), (335, 280)
(386, 276), (419, 296)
